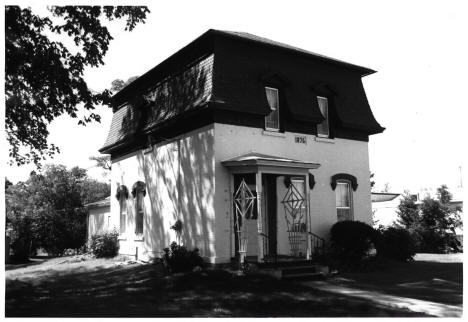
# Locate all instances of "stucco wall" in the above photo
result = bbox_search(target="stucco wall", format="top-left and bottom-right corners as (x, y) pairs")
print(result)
(214, 123), (372, 260)
(372, 196), (404, 228)
(88, 206), (112, 239)
(110, 125), (215, 262)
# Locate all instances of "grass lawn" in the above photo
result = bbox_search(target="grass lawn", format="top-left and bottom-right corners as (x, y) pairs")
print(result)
(5, 253), (462, 317)
(326, 253), (463, 306)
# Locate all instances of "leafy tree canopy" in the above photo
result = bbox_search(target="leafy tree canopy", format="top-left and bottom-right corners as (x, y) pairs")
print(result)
(111, 75), (139, 93)
(396, 193), (420, 230)
(6, 164), (111, 259)
(5, 6), (150, 167)
(89, 155), (111, 171)
(395, 185), (462, 253)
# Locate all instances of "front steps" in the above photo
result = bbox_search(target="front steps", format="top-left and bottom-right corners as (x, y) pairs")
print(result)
(255, 259), (330, 280)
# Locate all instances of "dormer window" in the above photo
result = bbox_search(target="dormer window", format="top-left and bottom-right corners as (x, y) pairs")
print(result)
(316, 96), (329, 137)
(265, 87), (279, 131)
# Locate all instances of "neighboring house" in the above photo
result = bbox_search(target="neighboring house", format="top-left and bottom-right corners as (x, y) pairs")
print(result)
(371, 192), (403, 227)
(99, 29), (384, 263)
(85, 197), (111, 241)
(372, 190), (463, 244)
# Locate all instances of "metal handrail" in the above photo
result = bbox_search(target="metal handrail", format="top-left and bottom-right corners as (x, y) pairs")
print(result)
(308, 231), (325, 259)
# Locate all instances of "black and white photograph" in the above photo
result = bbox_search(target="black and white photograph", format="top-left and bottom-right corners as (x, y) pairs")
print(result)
(2, 0), (466, 318)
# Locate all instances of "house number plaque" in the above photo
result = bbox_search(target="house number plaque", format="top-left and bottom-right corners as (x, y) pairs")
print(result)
(294, 135), (307, 144)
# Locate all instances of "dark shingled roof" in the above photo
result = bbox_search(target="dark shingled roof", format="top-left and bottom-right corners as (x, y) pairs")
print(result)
(100, 29), (383, 154)
(215, 30), (375, 76)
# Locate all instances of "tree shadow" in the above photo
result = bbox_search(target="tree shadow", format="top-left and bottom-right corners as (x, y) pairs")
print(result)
(329, 260), (463, 306)
(5, 257), (48, 271)
(6, 263), (430, 317)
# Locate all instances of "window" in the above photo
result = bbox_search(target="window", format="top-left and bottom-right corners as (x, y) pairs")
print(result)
(135, 191), (144, 235)
(316, 96), (329, 137)
(119, 194), (127, 234)
(265, 87), (279, 131)
(132, 181), (146, 235)
(336, 181), (353, 221)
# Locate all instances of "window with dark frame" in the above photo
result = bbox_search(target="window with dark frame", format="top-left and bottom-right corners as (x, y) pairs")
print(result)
(317, 96), (329, 137)
(265, 87), (280, 131)
(336, 181), (353, 221)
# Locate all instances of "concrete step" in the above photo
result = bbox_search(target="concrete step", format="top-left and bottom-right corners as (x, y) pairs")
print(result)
(257, 262), (330, 280)
(282, 272), (327, 280)
(281, 265), (316, 276)
(258, 259), (314, 269)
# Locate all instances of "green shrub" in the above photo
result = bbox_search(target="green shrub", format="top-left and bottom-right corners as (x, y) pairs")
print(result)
(330, 220), (378, 265)
(162, 242), (204, 273)
(376, 227), (416, 261)
(90, 230), (119, 258)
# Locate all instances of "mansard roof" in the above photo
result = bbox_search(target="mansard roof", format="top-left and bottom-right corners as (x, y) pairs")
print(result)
(100, 30), (384, 154)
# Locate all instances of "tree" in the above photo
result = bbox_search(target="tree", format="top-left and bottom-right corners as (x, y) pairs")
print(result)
(5, 6), (150, 167)
(111, 75), (139, 92)
(395, 186), (462, 253)
(90, 155), (112, 171)
(5, 164), (111, 259)
(382, 182), (391, 193)
(437, 184), (453, 205)
(396, 193), (420, 230)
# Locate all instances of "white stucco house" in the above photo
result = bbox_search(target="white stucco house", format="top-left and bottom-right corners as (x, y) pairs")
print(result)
(85, 196), (111, 241)
(98, 30), (384, 263)
(371, 192), (404, 227)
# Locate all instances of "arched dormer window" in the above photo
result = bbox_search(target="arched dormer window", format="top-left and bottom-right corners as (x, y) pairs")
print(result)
(132, 181), (146, 235)
(116, 185), (129, 234)
(331, 174), (357, 222)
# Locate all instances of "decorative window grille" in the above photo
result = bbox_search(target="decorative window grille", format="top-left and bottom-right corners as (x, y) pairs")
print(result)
(336, 181), (353, 221)
(317, 96), (329, 137)
(233, 179), (257, 262)
(265, 87), (280, 131)
(282, 179), (307, 257)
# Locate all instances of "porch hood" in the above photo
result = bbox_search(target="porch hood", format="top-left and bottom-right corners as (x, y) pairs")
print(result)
(221, 152), (321, 170)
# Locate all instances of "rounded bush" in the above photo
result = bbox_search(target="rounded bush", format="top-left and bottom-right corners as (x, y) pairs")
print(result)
(330, 220), (378, 264)
(163, 242), (204, 273)
(376, 227), (416, 261)
(90, 231), (119, 258)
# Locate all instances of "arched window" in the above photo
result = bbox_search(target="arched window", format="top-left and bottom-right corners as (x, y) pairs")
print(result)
(116, 185), (129, 234)
(335, 180), (353, 221)
(331, 173), (357, 222)
(132, 181), (146, 235)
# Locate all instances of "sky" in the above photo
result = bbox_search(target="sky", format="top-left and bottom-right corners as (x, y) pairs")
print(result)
(3, 0), (468, 195)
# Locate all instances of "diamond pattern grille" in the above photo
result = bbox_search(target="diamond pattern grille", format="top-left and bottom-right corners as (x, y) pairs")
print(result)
(234, 179), (256, 258)
(281, 183), (307, 257)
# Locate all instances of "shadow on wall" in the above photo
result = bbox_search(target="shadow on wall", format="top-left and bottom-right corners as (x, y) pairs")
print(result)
(117, 55), (212, 141)
(137, 126), (215, 259)
(89, 210), (106, 237)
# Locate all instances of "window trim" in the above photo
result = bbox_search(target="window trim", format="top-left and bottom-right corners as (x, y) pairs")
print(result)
(335, 180), (354, 221)
(264, 86), (280, 132)
(316, 96), (329, 138)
